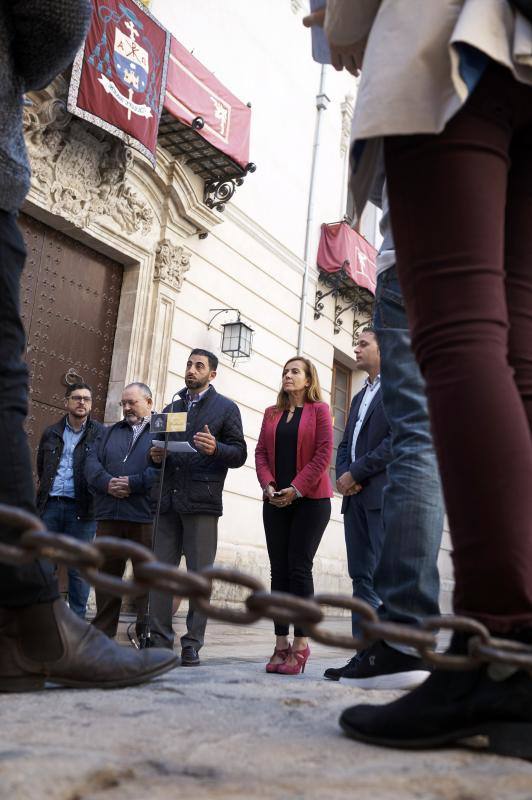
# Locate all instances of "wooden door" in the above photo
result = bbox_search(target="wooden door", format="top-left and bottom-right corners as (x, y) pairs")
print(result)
(19, 214), (123, 463)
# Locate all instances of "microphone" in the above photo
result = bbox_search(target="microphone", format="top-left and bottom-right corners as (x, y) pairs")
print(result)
(139, 387), (184, 649)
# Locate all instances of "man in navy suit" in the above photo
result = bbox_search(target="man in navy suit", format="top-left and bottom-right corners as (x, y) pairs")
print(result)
(324, 327), (392, 677)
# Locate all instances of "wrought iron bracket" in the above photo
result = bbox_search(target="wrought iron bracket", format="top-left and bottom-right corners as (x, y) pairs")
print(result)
(204, 162), (256, 212)
(313, 285), (337, 319)
(351, 312), (374, 346)
(207, 307), (240, 330)
(313, 265), (374, 346)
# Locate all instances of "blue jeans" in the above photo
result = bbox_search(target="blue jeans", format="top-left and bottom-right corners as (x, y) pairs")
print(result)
(373, 266), (444, 626)
(41, 497), (96, 617)
(344, 497), (386, 637)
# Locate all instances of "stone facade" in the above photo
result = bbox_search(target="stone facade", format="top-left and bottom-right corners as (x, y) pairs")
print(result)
(22, 77), (357, 600)
(22, 2), (453, 611)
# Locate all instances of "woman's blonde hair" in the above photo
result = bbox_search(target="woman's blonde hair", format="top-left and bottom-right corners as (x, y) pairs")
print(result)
(273, 357), (323, 412)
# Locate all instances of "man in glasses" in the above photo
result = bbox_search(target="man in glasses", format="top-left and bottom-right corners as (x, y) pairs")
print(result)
(36, 383), (102, 618)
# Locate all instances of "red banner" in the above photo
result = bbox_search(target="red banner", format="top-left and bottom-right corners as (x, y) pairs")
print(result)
(164, 36), (251, 169)
(317, 222), (377, 295)
(68, 0), (170, 166)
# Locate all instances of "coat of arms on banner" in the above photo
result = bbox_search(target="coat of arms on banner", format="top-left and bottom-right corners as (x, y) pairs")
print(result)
(90, 5), (154, 120)
(68, 0), (170, 165)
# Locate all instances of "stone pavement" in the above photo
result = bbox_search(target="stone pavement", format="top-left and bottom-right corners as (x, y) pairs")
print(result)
(1, 613), (532, 800)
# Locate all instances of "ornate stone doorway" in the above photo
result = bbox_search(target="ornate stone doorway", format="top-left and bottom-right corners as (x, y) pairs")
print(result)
(19, 213), (123, 466)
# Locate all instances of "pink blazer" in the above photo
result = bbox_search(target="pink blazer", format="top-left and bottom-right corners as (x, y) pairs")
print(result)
(255, 401), (334, 499)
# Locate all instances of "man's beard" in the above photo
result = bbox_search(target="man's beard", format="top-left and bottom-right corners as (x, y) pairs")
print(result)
(71, 408), (89, 417)
(185, 377), (206, 391)
(124, 412), (143, 424)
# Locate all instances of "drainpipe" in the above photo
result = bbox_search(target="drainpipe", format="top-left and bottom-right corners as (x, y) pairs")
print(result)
(297, 64), (329, 356)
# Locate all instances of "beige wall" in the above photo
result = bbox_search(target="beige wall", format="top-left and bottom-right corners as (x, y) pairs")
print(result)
(23, 0), (454, 608)
(23, 81), (365, 600)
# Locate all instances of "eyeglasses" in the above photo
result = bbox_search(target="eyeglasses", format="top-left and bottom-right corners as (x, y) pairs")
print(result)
(69, 395), (92, 403)
(119, 400), (140, 408)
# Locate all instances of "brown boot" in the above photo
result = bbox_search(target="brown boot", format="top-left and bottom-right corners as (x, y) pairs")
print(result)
(0, 599), (178, 691)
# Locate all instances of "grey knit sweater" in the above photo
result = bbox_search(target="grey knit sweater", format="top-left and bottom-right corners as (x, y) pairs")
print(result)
(0, 0), (92, 212)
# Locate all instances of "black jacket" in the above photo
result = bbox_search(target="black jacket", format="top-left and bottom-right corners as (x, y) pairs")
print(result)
(36, 415), (104, 520)
(336, 385), (392, 512)
(154, 386), (247, 516)
(85, 420), (157, 523)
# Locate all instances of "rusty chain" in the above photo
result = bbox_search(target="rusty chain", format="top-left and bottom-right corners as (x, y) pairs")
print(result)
(1, 504), (531, 672)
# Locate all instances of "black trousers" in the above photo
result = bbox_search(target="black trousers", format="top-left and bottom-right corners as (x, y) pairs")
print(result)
(263, 497), (331, 636)
(0, 211), (57, 607)
(92, 520), (154, 639)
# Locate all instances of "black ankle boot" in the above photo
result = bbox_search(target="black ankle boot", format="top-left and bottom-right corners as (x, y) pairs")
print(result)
(339, 632), (532, 760)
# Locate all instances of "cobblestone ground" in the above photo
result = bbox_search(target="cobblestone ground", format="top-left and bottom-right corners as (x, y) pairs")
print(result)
(1, 614), (532, 800)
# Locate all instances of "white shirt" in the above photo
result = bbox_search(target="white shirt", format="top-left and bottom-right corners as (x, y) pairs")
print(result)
(350, 376), (381, 463)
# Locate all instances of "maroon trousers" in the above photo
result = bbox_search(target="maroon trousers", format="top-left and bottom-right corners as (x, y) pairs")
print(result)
(384, 63), (532, 633)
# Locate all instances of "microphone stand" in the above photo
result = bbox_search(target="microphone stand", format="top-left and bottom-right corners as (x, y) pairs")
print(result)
(138, 390), (182, 649)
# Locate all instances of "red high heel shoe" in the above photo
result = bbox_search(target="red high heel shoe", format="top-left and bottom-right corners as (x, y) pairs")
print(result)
(277, 644), (310, 675)
(266, 645), (291, 673)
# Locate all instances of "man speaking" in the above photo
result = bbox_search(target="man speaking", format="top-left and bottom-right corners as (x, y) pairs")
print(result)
(149, 349), (247, 665)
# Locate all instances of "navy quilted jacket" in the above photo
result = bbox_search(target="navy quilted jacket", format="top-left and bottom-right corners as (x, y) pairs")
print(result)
(85, 420), (158, 523)
(153, 386), (247, 516)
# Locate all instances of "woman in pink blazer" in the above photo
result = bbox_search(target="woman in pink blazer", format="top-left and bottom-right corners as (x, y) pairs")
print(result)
(255, 357), (333, 675)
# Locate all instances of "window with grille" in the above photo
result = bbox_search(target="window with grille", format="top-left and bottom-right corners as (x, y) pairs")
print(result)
(330, 361), (352, 484)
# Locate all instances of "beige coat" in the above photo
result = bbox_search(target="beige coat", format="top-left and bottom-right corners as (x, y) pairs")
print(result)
(325, 0), (532, 215)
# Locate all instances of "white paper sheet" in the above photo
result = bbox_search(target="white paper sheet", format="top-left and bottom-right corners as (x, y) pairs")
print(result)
(152, 440), (197, 453)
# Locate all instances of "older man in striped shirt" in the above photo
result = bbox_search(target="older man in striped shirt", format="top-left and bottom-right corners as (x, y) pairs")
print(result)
(86, 382), (157, 641)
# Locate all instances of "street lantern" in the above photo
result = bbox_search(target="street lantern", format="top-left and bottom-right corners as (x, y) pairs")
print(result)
(221, 318), (253, 360)
(208, 308), (254, 364)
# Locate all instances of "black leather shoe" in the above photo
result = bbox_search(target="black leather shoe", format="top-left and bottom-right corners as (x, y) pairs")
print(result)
(323, 654), (359, 681)
(0, 599), (178, 691)
(340, 637), (532, 760)
(181, 645), (200, 666)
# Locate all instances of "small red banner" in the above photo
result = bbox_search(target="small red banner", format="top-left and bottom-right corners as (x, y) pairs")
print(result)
(164, 36), (251, 169)
(68, 0), (170, 165)
(317, 222), (377, 295)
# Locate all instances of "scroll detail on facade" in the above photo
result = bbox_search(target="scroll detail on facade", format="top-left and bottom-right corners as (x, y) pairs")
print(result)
(23, 79), (154, 235)
(340, 94), (355, 158)
(154, 238), (191, 291)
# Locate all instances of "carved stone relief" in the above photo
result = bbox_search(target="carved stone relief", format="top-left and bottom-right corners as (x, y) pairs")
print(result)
(154, 238), (191, 292)
(340, 94), (355, 158)
(23, 81), (154, 235)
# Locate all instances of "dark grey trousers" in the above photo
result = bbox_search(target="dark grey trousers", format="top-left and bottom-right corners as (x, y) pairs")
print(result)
(149, 510), (218, 650)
